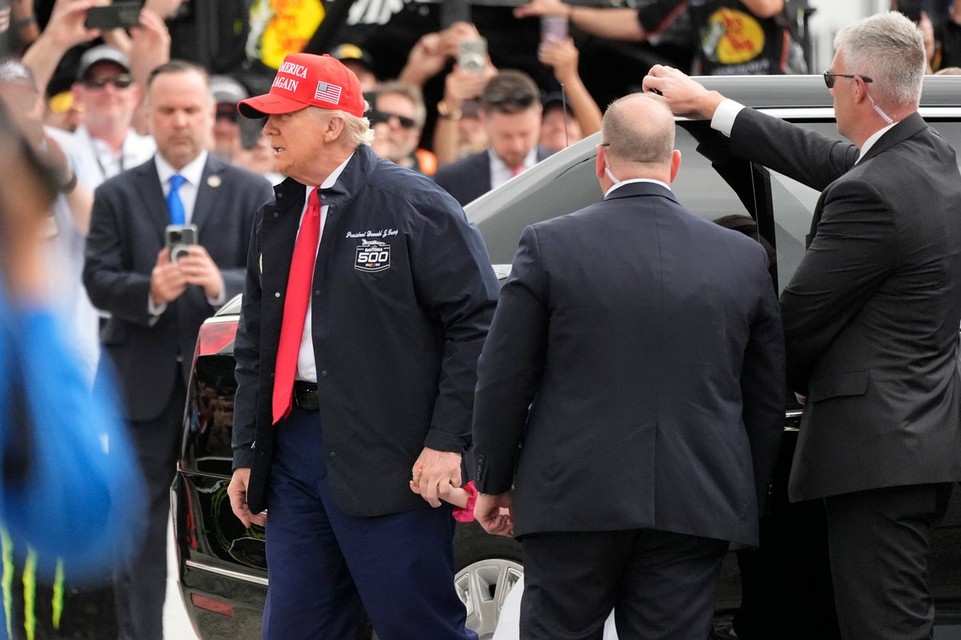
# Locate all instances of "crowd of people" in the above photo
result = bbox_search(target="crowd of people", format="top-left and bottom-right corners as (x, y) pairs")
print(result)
(0, 0), (960, 639)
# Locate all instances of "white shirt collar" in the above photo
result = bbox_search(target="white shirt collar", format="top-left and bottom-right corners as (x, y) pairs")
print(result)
(488, 146), (539, 189)
(856, 122), (898, 164)
(155, 150), (208, 189)
(303, 153), (353, 204)
(605, 177), (672, 199)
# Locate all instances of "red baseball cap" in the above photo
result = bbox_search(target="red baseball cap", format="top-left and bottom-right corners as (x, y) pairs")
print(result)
(238, 53), (365, 119)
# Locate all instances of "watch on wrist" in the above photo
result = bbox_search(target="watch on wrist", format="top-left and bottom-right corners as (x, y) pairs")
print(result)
(437, 100), (462, 120)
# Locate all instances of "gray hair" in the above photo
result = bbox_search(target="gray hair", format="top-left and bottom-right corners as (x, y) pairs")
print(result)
(834, 11), (924, 110)
(310, 104), (375, 147)
(601, 93), (674, 164)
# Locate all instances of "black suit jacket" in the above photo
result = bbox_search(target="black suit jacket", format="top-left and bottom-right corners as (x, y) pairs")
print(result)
(472, 181), (785, 546)
(231, 145), (499, 515)
(729, 108), (961, 501)
(84, 155), (273, 422)
(434, 145), (553, 206)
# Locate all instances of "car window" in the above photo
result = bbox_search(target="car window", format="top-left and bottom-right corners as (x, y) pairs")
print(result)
(471, 126), (756, 264)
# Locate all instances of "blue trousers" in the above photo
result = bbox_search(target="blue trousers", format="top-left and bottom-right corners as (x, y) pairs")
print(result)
(262, 407), (477, 640)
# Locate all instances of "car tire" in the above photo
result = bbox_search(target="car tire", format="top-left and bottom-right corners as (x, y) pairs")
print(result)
(367, 522), (523, 640)
(453, 521), (524, 640)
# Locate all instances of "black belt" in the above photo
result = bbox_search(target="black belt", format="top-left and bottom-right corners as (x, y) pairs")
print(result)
(292, 381), (319, 411)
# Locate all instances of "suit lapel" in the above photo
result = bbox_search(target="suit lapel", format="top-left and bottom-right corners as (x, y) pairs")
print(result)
(858, 112), (927, 164)
(807, 113), (929, 247)
(192, 156), (225, 232)
(137, 157), (169, 245)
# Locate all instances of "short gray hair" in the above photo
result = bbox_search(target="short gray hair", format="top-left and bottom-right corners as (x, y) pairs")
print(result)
(834, 11), (924, 110)
(310, 104), (375, 147)
(601, 93), (674, 164)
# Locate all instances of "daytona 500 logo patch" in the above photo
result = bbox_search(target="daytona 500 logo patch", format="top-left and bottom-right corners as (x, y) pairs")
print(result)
(355, 239), (391, 272)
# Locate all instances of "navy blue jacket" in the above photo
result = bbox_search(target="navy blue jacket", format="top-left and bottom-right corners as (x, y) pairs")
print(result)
(232, 145), (499, 516)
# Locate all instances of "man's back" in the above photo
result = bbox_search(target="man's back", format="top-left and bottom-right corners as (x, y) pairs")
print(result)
(475, 181), (784, 544)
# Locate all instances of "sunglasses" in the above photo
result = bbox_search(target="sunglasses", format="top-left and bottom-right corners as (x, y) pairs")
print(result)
(83, 74), (134, 90)
(822, 71), (873, 90)
(369, 110), (417, 129)
(216, 106), (239, 123)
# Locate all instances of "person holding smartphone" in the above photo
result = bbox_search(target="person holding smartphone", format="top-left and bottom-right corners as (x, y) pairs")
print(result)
(515, 0), (806, 76)
(83, 60), (272, 640)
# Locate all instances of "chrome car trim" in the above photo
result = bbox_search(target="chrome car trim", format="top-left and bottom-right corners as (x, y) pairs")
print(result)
(184, 560), (268, 586)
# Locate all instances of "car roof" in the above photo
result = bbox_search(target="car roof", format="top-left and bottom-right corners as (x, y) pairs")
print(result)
(698, 74), (961, 109)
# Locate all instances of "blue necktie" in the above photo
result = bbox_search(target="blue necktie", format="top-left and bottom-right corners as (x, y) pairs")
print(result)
(167, 174), (186, 225)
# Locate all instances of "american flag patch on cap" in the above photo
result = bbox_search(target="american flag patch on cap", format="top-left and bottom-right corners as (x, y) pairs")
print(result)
(314, 81), (343, 104)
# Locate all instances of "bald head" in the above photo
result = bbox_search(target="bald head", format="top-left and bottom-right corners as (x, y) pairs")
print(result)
(602, 93), (675, 165)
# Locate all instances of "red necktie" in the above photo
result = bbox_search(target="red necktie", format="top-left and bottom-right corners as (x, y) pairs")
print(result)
(272, 188), (321, 424)
(511, 164), (523, 177)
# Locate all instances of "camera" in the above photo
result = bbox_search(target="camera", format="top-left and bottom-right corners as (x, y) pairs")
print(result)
(165, 224), (198, 262)
(458, 38), (488, 76)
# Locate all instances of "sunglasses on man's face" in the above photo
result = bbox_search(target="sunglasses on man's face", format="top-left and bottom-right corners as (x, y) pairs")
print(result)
(822, 71), (873, 90)
(216, 106), (239, 123)
(369, 110), (417, 129)
(83, 74), (134, 90)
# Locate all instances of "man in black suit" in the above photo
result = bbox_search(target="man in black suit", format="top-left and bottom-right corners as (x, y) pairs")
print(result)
(83, 60), (272, 640)
(434, 69), (552, 206)
(472, 93), (785, 640)
(647, 11), (961, 640)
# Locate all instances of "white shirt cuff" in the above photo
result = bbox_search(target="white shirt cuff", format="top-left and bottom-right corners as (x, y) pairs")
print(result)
(711, 99), (746, 138)
(149, 295), (167, 317)
(206, 275), (227, 308)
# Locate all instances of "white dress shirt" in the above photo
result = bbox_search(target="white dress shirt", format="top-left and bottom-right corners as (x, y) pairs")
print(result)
(489, 147), (539, 190)
(296, 154), (352, 383)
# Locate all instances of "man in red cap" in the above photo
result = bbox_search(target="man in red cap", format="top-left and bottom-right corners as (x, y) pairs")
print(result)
(226, 53), (498, 639)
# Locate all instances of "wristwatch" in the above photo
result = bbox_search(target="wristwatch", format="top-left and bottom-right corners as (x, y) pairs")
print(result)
(437, 100), (462, 120)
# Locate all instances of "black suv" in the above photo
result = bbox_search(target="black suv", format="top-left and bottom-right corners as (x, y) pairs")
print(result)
(173, 75), (961, 640)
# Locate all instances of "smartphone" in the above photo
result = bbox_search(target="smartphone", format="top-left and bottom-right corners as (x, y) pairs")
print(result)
(458, 38), (487, 76)
(84, 2), (142, 30)
(540, 16), (568, 45)
(165, 224), (198, 261)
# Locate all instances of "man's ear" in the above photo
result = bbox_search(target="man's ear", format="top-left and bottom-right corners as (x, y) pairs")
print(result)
(325, 115), (347, 142)
(595, 144), (605, 180)
(669, 149), (682, 183)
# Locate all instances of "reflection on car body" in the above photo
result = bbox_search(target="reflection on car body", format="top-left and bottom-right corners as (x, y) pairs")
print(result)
(173, 75), (961, 640)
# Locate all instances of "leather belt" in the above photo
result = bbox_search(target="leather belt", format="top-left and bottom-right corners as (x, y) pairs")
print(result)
(292, 381), (319, 411)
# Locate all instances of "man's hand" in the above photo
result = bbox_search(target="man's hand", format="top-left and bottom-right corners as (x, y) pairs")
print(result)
(399, 32), (448, 87)
(475, 492), (514, 537)
(176, 245), (223, 299)
(129, 7), (171, 86)
(410, 448), (462, 508)
(443, 64), (494, 108)
(514, 0), (568, 20)
(642, 64), (726, 120)
(227, 468), (266, 528)
(539, 36), (579, 85)
(150, 247), (187, 305)
(42, 0), (102, 50)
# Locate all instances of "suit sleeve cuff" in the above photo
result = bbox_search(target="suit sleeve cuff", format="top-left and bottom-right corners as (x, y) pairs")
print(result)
(711, 99), (745, 138)
(424, 429), (469, 453)
(233, 449), (255, 470)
